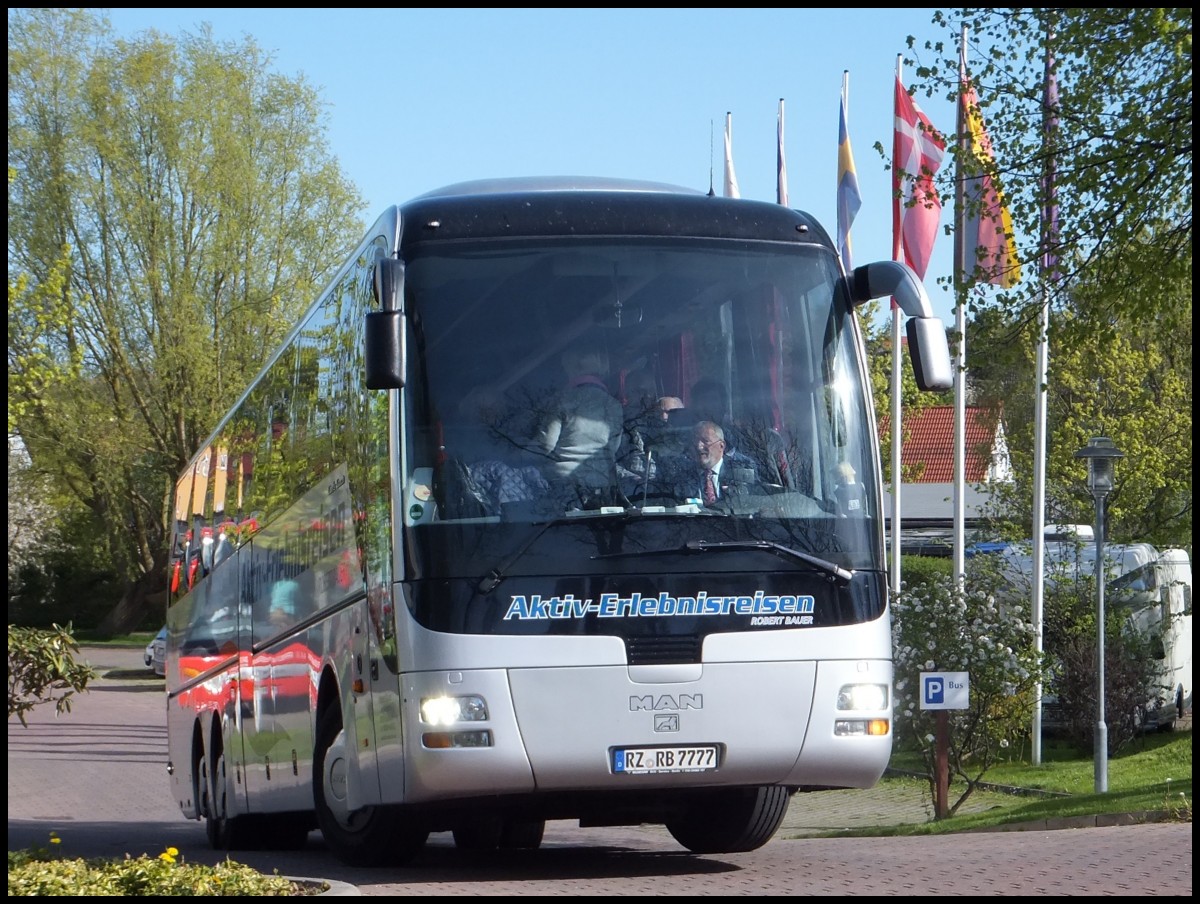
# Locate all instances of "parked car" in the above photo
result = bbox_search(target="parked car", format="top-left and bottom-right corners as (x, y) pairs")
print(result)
(144, 627), (167, 677)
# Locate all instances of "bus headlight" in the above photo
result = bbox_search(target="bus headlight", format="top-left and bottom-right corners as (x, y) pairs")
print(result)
(420, 694), (489, 725)
(837, 684), (889, 711)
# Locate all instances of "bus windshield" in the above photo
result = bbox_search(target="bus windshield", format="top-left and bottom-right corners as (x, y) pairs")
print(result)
(402, 237), (879, 579)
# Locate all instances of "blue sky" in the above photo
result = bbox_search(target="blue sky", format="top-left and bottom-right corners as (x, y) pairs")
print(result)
(102, 8), (960, 326)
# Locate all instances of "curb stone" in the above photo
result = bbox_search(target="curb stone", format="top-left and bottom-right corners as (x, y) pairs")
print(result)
(288, 876), (360, 896)
(958, 809), (1179, 833)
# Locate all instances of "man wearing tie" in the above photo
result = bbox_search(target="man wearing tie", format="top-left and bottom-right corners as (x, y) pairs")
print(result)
(670, 420), (756, 506)
(696, 421), (724, 504)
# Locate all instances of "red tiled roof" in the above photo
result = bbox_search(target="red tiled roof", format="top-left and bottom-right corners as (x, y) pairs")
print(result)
(879, 405), (1000, 483)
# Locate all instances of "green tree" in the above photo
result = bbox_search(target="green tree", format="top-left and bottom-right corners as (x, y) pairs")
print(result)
(903, 10), (1191, 548)
(912, 9), (1190, 326)
(966, 254), (1191, 549)
(8, 9), (365, 632)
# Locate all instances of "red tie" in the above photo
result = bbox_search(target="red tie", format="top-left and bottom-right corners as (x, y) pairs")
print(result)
(703, 469), (717, 504)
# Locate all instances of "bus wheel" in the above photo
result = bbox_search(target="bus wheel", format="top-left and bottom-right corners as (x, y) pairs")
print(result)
(665, 786), (790, 854)
(314, 704), (428, 866)
(499, 818), (545, 849)
(205, 742), (256, 850)
(452, 813), (504, 851)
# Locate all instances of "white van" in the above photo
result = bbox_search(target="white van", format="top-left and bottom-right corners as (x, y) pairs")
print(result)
(1138, 548), (1192, 726)
(999, 532), (1192, 731)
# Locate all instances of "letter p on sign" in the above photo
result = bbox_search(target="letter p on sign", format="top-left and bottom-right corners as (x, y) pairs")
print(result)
(919, 672), (969, 710)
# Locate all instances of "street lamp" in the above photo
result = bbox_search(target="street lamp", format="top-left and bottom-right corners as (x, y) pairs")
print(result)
(1073, 436), (1124, 793)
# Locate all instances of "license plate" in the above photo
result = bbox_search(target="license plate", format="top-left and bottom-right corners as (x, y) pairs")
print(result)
(612, 745), (719, 774)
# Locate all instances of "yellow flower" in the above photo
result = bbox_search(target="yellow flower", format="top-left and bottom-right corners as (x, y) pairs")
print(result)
(159, 846), (179, 864)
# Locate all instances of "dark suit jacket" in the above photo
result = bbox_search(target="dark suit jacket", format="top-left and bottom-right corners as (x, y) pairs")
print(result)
(665, 452), (760, 505)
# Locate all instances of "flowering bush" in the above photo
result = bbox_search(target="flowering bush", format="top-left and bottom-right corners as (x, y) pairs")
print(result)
(7, 834), (317, 896)
(891, 558), (1044, 817)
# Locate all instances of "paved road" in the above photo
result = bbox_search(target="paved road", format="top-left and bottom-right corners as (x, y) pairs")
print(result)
(8, 646), (1192, 896)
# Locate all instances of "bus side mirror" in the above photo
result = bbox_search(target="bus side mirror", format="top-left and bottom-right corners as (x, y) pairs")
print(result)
(365, 310), (405, 390)
(366, 257), (406, 390)
(905, 317), (953, 392)
(847, 261), (953, 393)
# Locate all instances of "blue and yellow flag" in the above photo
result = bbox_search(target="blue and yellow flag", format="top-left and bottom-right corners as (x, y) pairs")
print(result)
(837, 72), (862, 270)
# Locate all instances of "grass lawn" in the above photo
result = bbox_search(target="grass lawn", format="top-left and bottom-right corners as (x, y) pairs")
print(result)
(873, 726), (1192, 835)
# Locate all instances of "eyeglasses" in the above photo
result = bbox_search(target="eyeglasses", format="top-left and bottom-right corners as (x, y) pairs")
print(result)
(696, 438), (724, 449)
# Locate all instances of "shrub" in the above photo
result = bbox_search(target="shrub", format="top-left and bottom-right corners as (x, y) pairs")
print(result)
(891, 557), (1043, 817)
(7, 623), (97, 726)
(7, 836), (319, 896)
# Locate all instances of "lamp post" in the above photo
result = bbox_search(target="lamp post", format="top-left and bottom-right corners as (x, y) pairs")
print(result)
(1073, 436), (1123, 793)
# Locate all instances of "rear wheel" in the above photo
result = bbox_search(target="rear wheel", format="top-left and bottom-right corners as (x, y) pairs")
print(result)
(665, 786), (791, 854)
(204, 739), (256, 850)
(314, 703), (428, 866)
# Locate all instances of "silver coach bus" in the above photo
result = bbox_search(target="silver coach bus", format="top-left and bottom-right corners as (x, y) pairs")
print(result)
(164, 177), (951, 865)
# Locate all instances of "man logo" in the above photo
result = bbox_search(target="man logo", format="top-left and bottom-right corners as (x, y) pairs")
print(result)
(629, 694), (703, 712)
(654, 714), (681, 732)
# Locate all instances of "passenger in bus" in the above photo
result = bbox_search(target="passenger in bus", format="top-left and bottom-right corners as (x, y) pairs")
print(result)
(268, 578), (300, 628)
(645, 396), (692, 464)
(689, 379), (793, 489)
(533, 341), (625, 509)
(834, 461), (866, 515)
(617, 367), (658, 472)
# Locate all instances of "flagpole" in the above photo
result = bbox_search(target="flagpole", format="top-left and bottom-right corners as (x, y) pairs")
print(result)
(952, 25), (969, 587)
(890, 54), (904, 601)
(1030, 21), (1058, 767)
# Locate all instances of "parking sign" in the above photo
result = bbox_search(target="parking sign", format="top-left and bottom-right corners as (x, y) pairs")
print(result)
(919, 671), (969, 710)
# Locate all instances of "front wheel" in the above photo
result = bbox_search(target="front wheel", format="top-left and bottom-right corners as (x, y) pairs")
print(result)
(452, 814), (503, 851)
(665, 786), (791, 854)
(499, 818), (545, 849)
(314, 703), (428, 866)
(1159, 688), (1184, 732)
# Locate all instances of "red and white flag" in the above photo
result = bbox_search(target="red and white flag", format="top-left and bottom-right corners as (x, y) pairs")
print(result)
(892, 77), (946, 280)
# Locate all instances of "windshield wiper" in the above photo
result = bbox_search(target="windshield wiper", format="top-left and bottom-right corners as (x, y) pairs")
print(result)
(475, 508), (638, 594)
(594, 539), (854, 587)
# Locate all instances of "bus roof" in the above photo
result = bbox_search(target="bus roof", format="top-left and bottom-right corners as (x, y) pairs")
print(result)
(413, 176), (704, 200)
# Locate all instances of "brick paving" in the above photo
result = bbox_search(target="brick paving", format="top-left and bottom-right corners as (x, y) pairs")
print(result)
(8, 646), (1191, 896)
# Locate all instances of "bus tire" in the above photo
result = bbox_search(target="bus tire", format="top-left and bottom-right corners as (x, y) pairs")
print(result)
(314, 703), (428, 866)
(665, 785), (790, 854)
(452, 813), (504, 851)
(499, 818), (545, 849)
(205, 738), (256, 850)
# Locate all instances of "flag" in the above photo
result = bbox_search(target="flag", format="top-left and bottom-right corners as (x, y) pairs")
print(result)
(837, 71), (862, 269)
(723, 112), (740, 199)
(893, 77), (946, 280)
(958, 52), (1021, 287)
(777, 98), (789, 206)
